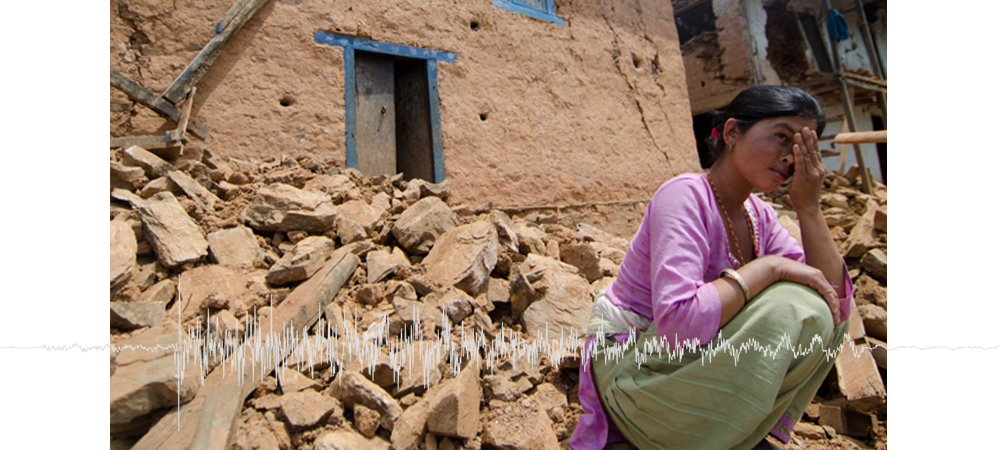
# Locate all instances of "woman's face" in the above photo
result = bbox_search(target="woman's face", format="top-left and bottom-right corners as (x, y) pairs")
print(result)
(727, 116), (819, 192)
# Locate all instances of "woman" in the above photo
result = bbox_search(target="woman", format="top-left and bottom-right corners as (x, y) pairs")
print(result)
(570, 85), (853, 450)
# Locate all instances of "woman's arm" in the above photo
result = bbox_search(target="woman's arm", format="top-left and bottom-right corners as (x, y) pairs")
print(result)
(712, 255), (842, 327)
(789, 127), (848, 299)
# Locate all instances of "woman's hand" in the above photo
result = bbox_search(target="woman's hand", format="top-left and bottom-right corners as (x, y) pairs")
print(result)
(765, 255), (842, 325)
(788, 127), (825, 212)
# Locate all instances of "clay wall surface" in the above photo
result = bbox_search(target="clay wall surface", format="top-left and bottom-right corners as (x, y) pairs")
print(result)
(110, 0), (702, 209)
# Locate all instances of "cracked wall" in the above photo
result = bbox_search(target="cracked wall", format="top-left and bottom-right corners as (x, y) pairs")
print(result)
(109, 0), (701, 209)
(680, 0), (753, 115)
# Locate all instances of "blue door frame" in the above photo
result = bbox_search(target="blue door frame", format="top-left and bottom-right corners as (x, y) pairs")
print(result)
(315, 31), (456, 183)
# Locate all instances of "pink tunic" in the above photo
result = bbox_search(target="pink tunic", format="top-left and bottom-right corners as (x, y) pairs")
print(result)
(570, 173), (853, 449)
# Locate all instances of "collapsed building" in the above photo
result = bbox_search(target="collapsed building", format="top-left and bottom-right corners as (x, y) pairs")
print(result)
(672, 0), (887, 184)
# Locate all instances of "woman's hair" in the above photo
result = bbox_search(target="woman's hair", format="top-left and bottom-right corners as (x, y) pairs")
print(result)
(705, 85), (826, 165)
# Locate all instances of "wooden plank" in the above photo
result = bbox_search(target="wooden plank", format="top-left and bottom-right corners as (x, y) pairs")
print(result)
(161, 0), (269, 104)
(834, 334), (886, 412)
(866, 336), (887, 370)
(833, 130), (887, 145)
(110, 135), (186, 150)
(110, 68), (211, 139)
(132, 250), (359, 450)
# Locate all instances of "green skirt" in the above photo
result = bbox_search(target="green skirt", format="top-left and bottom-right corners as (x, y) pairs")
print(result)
(592, 282), (851, 450)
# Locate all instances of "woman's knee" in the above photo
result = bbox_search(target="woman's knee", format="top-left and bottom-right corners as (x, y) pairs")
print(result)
(752, 282), (834, 331)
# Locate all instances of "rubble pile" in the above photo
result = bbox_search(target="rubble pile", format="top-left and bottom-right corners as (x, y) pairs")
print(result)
(109, 143), (632, 450)
(109, 142), (887, 450)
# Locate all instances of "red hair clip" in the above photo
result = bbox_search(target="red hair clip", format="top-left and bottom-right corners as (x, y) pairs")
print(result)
(711, 128), (720, 139)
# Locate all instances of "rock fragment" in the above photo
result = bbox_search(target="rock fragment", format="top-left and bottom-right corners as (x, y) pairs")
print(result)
(110, 302), (165, 329)
(207, 226), (263, 267)
(279, 389), (342, 428)
(111, 221), (138, 288)
(266, 236), (336, 285)
(427, 363), (482, 439)
(423, 220), (498, 296)
(242, 183), (337, 233)
(392, 197), (456, 254)
(137, 192), (208, 267)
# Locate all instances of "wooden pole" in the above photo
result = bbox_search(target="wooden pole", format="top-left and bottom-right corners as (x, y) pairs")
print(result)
(853, 0), (887, 125)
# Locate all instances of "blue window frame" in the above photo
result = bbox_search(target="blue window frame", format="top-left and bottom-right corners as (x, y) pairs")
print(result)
(493, 0), (565, 25)
(314, 31), (456, 183)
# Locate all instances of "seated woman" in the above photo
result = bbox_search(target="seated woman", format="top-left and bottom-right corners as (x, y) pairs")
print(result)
(570, 85), (853, 450)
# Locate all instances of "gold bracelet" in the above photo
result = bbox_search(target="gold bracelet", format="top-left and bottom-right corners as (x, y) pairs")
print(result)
(720, 269), (751, 303)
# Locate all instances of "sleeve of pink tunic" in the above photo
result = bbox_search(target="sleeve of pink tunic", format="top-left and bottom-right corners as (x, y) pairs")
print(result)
(645, 178), (725, 346)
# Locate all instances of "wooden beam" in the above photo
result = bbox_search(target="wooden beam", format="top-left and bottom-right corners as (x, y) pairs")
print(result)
(110, 135), (187, 150)
(132, 250), (359, 450)
(161, 0), (269, 104)
(833, 130), (887, 145)
(110, 68), (211, 140)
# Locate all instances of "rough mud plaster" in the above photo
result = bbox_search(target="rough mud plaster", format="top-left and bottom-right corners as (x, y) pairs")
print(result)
(109, 0), (701, 209)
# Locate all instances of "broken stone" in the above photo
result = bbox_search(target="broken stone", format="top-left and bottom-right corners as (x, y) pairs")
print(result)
(874, 208), (887, 232)
(512, 222), (546, 255)
(279, 389), (342, 428)
(423, 220), (498, 296)
(168, 170), (220, 211)
(278, 367), (321, 394)
(335, 215), (367, 244)
(242, 183), (337, 233)
(599, 258), (619, 278)
(842, 199), (881, 258)
(560, 243), (602, 283)
(793, 422), (826, 440)
(132, 262), (158, 291)
(489, 210), (520, 254)
(110, 322), (201, 428)
(208, 309), (242, 336)
(778, 214), (803, 248)
(207, 226), (263, 267)
(483, 372), (533, 402)
(858, 304), (887, 342)
(834, 334), (886, 412)
(356, 283), (386, 306)
(427, 362), (481, 439)
(266, 236), (336, 285)
(481, 401), (560, 450)
(519, 255), (592, 337)
(508, 266), (540, 320)
(139, 279), (175, 304)
(122, 145), (174, 178)
(371, 192), (392, 213)
(367, 247), (409, 284)
(110, 302), (165, 329)
(111, 188), (144, 207)
(545, 239), (560, 259)
(137, 192), (208, 268)
(314, 428), (391, 450)
(111, 221), (137, 289)
(354, 404), (381, 437)
(264, 410), (293, 450)
(392, 298), (436, 325)
(174, 265), (261, 323)
(232, 412), (281, 450)
(576, 223), (615, 243)
(861, 249), (887, 284)
(487, 277), (510, 304)
(329, 371), (403, 431)
(338, 200), (383, 235)
(818, 405), (875, 438)
(303, 174), (361, 203)
(392, 197), (456, 255)
(111, 161), (146, 190)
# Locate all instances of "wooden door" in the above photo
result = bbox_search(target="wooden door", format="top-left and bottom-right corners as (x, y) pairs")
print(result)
(355, 52), (396, 177)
